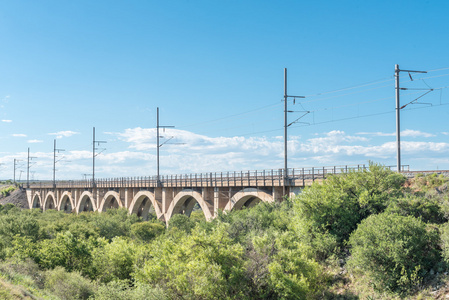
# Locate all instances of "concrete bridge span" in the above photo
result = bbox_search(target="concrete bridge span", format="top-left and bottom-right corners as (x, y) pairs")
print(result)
(26, 165), (372, 223)
(26, 185), (285, 222)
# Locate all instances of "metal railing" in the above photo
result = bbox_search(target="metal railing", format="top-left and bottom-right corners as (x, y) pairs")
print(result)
(27, 164), (409, 189)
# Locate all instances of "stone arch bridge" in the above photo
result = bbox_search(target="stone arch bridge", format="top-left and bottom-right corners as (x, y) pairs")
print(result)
(26, 165), (368, 223)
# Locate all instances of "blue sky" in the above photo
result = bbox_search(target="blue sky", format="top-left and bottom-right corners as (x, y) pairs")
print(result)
(1, 0), (449, 180)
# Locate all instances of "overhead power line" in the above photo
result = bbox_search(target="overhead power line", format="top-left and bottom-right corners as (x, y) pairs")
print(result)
(304, 77), (394, 98)
(177, 102), (282, 129)
(170, 66), (449, 138)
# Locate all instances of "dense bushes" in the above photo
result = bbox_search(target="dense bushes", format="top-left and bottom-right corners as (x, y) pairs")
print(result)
(0, 186), (16, 197)
(44, 267), (95, 300)
(0, 165), (448, 299)
(293, 163), (407, 260)
(348, 213), (441, 293)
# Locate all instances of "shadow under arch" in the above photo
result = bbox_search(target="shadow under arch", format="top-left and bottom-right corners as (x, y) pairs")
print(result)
(98, 191), (123, 212)
(166, 189), (212, 222)
(58, 191), (75, 213)
(31, 192), (42, 209)
(129, 191), (162, 221)
(226, 188), (274, 211)
(43, 191), (57, 211)
(76, 191), (97, 213)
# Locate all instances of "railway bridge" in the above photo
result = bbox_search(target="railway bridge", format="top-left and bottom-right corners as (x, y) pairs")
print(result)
(26, 165), (371, 223)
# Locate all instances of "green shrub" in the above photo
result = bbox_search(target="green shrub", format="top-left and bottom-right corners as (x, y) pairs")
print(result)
(267, 231), (323, 299)
(135, 223), (248, 299)
(0, 258), (44, 290)
(44, 266), (95, 300)
(413, 173), (449, 192)
(92, 237), (137, 283)
(167, 214), (196, 233)
(130, 222), (165, 242)
(439, 222), (449, 265)
(0, 212), (40, 243)
(385, 195), (446, 224)
(0, 186), (16, 197)
(0, 203), (19, 215)
(37, 231), (99, 275)
(348, 212), (441, 294)
(293, 163), (406, 260)
(215, 200), (292, 244)
(93, 280), (168, 300)
(90, 208), (140, 240)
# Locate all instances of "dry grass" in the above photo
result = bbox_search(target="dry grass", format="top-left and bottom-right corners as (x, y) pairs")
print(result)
(0, 278), (37, 300)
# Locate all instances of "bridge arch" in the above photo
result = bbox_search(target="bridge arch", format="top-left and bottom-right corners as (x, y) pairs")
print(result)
(43, 191), (57, 211)
(98, 191), (122, 212)
(31, 192), (42, 209)
(58, 191), (75, 213)
(166, 189), (212, 221)
(76, 191), (97, 213)
(226, 188), (274, 211)
(129, 191), (162, 220)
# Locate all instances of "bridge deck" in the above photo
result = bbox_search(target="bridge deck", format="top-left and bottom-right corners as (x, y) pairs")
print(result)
(28, 164), (390, 189)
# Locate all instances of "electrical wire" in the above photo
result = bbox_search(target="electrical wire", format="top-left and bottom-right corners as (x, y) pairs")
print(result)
(174, 67), (449, 134)
(176, 102), (282, 129)
(304, 77), (394, 98)
(426, 67), (449, 72)
(301, 83), (393, 104)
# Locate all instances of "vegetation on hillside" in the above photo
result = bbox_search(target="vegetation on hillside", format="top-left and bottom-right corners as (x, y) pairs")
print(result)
(0, 163), (448, 299)
(0, 186), (16, 197)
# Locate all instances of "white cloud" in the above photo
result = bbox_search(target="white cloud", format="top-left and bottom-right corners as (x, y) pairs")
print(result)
(1, 120), (12, 123)
(49, 131), (80, 139)
(28, 139), (43, 143)
(442, 132), (449, 136)
(12, 134), (27, 137)
(2, 128), (448, 180)
(357, 131), (395, 137)
(66, 150), (92, 160)
(357, 129), (435, 138)
(401, 129), (435, 138)
(1, 95), (10, 103)
(401, 141), (449, 153)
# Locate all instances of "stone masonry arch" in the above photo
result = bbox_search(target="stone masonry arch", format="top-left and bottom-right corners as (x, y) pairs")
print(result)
(98, 191), (123, 212)
(76, 191), (97, 213)
(30, 192), (42, 209)
(225, 188), (274, 211)
(58, 191), (75, 213)
(129, 191), (162, 220)
(43, 191), (57, 211)
(166, 189), (212, 222)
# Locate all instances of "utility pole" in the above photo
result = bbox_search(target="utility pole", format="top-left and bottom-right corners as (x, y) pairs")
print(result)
(27, 148), (30, 188)
(13, 159), (22, 184)
(26, 148), (36, 188)
(156, 107), (175, 186)
(283, 68), (306, 196)
(53, 139), (65, 188)
(395, 64), (427, 172)
(92, 127), (107, 187)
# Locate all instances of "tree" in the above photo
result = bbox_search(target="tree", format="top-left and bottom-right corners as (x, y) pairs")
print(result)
(293, 163), (406, 259)
(130, 221), (165, 243)
(92, 236), (137, 283)
(37, 231), (101, 276)
(348, 212), (440, 293)
(135, 223), (248, 299)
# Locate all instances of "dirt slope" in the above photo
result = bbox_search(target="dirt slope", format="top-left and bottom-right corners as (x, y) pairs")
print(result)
(0, 188), (29, 209)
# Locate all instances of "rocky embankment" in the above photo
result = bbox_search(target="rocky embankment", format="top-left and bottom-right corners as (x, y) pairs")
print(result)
(0, 186), (28, 209)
